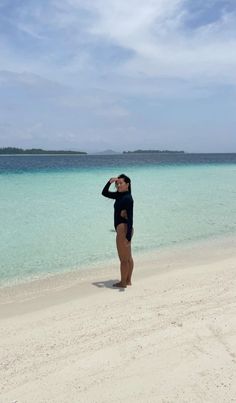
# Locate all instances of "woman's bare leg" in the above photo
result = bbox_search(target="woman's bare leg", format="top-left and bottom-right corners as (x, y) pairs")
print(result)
(115, 224), (133, 287)
(126, 228), (134, 285)
(126, 257), (134, 285)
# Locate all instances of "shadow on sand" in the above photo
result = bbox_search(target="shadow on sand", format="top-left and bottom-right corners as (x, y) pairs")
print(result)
(92, 279), (126, 292)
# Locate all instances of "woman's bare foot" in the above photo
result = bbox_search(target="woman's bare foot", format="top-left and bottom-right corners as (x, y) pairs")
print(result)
(126, 281), (132, 286)
(113, 282), (127, 288)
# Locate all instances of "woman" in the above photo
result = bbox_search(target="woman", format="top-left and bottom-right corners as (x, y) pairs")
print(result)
(102, 174), (134, 288)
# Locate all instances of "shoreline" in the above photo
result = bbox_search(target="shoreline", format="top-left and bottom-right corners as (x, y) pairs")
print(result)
(1, 233), (236, 318)
(1, 231), (236, 290)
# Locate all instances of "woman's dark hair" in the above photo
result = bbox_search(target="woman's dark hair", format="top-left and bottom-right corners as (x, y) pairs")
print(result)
(118, 174), (132, 193)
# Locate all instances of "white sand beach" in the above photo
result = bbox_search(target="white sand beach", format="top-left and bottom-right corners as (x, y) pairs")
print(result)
(1, 235), (236, 403)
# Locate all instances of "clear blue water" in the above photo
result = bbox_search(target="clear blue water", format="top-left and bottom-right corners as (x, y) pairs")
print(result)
(1, 154), (236, 286)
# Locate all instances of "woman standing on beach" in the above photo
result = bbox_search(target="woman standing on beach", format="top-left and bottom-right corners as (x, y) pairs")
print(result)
(102, 174), (134, 288)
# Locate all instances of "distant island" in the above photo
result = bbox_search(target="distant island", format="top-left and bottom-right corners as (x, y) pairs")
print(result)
(0, 147), (185, 155)
(123, 149), (185, 154)
(0, 147), (87, 155)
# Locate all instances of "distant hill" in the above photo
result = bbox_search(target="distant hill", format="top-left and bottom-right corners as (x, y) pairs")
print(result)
(123, 149), (185, 154)
(90, 149), (120, 155)
(0, 147), (87, 155)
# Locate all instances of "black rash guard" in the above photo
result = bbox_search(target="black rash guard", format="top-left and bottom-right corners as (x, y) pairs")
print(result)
(102, 181), (134, 241)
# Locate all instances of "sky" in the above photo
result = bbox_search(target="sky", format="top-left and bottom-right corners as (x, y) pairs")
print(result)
(0, 0), (236, 153)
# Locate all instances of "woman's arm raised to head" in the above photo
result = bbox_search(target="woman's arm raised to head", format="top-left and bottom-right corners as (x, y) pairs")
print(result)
(101, 178), (119, 199)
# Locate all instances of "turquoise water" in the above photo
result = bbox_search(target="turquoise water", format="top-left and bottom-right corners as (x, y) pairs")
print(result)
(1, 161), (236, 286)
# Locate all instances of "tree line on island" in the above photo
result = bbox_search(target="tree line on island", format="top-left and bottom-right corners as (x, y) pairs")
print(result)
(0, 147), (185, 155)
(0, 147), (87, 155)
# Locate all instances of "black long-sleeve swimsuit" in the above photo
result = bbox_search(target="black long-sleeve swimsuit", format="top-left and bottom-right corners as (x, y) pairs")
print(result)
(102, 181), (134, 241)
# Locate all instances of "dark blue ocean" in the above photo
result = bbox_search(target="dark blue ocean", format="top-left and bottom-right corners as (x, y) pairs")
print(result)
(1, 153), (236, 173)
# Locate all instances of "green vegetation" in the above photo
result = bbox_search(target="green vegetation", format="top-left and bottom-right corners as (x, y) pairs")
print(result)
(123, 149), (185, 154)
(0, 147), (87, 155)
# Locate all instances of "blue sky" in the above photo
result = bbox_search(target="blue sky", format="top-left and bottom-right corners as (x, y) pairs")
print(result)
(0, 0), (236, 152)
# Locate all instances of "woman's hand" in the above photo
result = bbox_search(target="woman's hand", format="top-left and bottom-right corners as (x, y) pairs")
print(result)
(109, 177), (119, 184)
(120, 209), (128, 219)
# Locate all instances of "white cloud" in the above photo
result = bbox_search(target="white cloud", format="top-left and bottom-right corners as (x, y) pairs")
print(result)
(56, 0), (236, 85)
(2, 0), (236, 86)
